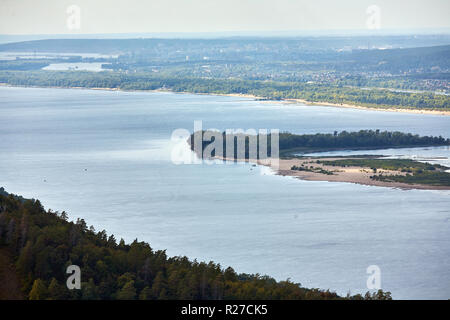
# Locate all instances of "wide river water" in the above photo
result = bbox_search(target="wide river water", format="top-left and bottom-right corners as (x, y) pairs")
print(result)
(1, 86), (449, 299)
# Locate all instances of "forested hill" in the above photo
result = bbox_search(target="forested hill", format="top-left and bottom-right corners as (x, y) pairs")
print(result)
(0, 188), (392, 300)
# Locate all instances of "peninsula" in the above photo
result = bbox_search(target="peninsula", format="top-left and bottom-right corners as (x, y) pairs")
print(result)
(189, 130), (450, 190)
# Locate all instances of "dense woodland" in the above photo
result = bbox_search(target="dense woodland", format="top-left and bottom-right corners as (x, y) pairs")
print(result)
(0, 70), (448, 110)
(0, 188), (392, 300)
(371, 170), (450, 185)
(190, 130), (450, 158)
(277, 130), (450, 153)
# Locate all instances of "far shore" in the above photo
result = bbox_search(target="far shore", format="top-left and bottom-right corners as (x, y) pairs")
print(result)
(213, 155), (450, 191)
(221, 93), (450, 116)
(1, 83), (449, 116)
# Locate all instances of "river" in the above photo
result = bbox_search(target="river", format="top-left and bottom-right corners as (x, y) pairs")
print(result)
(0, 86), (449, 299)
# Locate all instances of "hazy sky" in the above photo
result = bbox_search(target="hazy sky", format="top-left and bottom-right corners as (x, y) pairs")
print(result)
(1, 0), (449, 35)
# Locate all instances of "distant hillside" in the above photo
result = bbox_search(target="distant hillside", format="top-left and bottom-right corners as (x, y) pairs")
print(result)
(346, 45), (450, 72)
(0, 36), (449, 56)
(0, 39), (163, 54)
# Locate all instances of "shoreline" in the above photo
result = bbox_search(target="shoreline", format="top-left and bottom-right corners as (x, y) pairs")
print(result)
(214, 155), (450, 191)
(1, 83), (449, 116)
(282, 98), (450, 116)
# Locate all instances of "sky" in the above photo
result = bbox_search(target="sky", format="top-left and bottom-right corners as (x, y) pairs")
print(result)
(0, 0), (449, 35)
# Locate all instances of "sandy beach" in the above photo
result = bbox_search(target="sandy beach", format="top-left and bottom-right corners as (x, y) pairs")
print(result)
(206, 92), (450, 116)
(264, 98), (450, 116)
(215, 156), (450, 191)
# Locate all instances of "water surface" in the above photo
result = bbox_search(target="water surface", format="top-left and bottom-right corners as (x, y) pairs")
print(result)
(0, 86), (449, 299)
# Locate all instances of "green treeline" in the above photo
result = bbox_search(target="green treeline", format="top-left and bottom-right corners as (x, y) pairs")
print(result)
(190, 130), (450, 158)
(316, 158), (446, 171)
(371, 170), (450, 186)
(316, 158), (450, 186)
(291, 165), (335, 175)
(0, 188), (392, 300)
(0, 70), (449, 110)
(278, 130), (449, 154)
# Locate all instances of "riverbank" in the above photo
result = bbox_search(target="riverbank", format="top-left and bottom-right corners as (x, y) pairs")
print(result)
(263, 97), (450, 116)
(1, 83), (449, 116)
(176, 90), (450, 116)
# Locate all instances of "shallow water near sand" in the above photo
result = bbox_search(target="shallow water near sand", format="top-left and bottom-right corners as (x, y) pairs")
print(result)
(0, 86), (449, 299)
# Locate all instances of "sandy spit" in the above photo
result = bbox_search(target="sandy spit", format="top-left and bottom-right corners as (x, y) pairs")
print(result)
(216, 156), (450, 191)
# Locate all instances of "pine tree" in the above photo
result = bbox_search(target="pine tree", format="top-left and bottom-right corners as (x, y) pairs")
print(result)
(107, 234), (117, 247)
(0, 213), (6, 243)
(19, 214), (28, 248)
(151, 271), (168, 299)
(29, 279), (47, 300)
(59, 211), (68, 221)
(81, 278), (98, 300)
(16, 241), (33, 275)
(117, 280), (136, 300)
(138, 286), (152, 300)
(140, 257), (152, 283)
(48, 278), (67, 300)
(6, 219), (15, 244)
